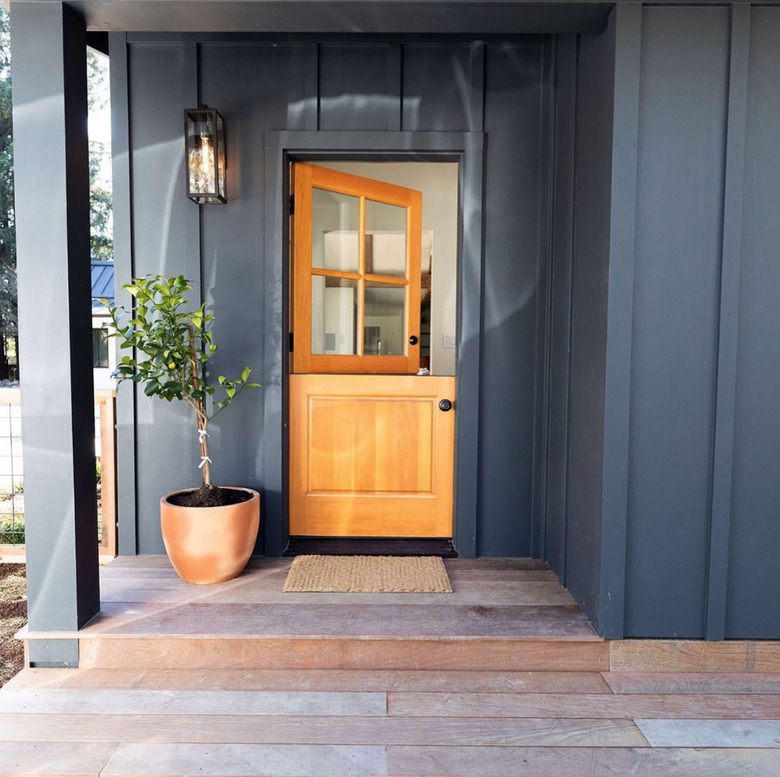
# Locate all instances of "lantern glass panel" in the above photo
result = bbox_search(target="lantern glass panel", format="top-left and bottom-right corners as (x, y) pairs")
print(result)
(216, 113), (226, 202)
(185, 108), (226, 204)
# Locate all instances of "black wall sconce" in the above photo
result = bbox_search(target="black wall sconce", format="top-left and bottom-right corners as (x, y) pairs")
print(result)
(184, 106), (226, 204)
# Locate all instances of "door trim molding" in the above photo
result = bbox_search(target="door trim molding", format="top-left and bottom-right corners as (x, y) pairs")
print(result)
(264, 130), (485, 557)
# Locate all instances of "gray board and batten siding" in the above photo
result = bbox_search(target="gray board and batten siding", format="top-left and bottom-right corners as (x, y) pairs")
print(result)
(112, 35), (554, 562)
(105, 5), (780, 641)
(548, 4), (780, 640)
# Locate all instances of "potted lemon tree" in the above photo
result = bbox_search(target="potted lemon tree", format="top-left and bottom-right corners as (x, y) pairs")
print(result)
(107, 275), (261, 584)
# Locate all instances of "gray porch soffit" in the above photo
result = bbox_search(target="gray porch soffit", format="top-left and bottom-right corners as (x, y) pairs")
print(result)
(25, 1), (614, 34)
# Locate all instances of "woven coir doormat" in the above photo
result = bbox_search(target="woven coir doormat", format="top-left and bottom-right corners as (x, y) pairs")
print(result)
(282, 554), (452, 593)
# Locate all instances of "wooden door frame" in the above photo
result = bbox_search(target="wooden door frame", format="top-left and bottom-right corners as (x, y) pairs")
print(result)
(263, 131), (485, 558)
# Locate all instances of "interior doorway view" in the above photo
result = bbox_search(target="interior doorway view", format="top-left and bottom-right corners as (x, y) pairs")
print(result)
(289, 161), (459, 540)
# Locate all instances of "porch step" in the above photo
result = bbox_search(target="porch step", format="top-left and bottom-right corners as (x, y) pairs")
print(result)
(28, 556), (609, 672)
(74, 634), (609, 672)
(23, 556), (607, 671)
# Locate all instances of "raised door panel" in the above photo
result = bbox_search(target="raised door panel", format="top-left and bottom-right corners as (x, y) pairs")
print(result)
(290, 374), (455, 537)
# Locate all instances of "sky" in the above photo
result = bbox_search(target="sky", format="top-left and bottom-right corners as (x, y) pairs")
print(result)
(88, 49), (112, 187)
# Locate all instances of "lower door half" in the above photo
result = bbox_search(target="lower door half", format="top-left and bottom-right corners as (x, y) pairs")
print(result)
(289, 374), (455, 537)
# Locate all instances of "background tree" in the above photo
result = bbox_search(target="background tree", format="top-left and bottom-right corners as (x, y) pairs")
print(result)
(87, 48), (113, 264)
(0, 10), (17, 381)
(0, 18), (113, 381)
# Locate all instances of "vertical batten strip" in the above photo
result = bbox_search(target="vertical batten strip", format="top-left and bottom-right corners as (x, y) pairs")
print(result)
(263, 141), (287, 556)
(599, 4), (642, 639)
(469, 42), (485, 133)
(387, 44), (402, 131)
(532, 40), (556, 560)
(184, 42), (203, 312)
(109, 32), (138, 556)
(304, 43), (319, 131)
(454, 47), (486, 558)
(706, 4), (751, 641)
(548, 34), (579, 585)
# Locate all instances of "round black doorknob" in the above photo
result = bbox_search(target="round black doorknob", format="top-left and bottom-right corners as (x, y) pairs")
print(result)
(439, 399), (453, 412)
(408, 335), (419, 345)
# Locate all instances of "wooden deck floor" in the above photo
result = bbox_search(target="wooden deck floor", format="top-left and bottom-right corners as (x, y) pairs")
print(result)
(3, 557), (780, 775)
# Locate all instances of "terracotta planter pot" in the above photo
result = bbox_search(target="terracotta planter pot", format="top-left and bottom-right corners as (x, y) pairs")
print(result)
(160, 487), (260, 584)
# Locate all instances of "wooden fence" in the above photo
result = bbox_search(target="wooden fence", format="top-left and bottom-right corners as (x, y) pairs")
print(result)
(0, 388), (117, 559)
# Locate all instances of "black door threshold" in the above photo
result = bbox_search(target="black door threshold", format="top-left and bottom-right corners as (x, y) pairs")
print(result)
(284, 537), (458, 558)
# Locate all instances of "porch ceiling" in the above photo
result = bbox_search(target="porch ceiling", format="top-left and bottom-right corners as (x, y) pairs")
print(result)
(60, 1), (613, 34)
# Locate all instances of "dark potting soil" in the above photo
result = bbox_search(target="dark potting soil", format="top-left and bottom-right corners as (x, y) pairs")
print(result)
(168, 485), (253, 508)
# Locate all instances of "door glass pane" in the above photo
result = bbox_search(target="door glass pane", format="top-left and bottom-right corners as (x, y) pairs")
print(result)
(312, 188), (360, 272)
(364, 283), (406, 356)
(312, 276), (358, 355)
(365, 200), (407, 278)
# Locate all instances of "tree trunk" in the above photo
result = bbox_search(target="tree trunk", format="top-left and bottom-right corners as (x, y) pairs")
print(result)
(197, 406), (211, 488)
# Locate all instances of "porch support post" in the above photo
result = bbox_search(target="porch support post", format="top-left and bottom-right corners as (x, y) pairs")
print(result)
(11, 0), (99, 665)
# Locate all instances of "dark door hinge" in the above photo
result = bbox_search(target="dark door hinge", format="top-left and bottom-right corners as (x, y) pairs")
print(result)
(289, 194), (295, 215)
(289, 332), (294, 352)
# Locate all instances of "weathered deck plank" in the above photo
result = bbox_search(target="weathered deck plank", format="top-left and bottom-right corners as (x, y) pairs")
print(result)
(98, 580), (577, 607)
(605, 672), (780, 694)
(0, 742), (117, 776)
(101, 743), (386, 776)
(0, 713), (648, 747)
(0, 689), (387, 716)
(386, 746), (780, 776)
(5, 668), (613, 694)
(77, 637), (609, 672)
(610, 640), (756, 673)
(5, 558), (780, 777)
(387, 691), (780, 719)
(80, 602), (593, 638)
(635, 719), (780, 748)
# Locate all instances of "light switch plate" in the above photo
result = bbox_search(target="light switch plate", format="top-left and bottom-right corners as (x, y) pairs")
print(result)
(442, 333), (456, 349)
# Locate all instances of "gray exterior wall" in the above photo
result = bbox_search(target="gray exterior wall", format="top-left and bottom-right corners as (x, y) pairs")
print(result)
(113, 35), (553, 558)
(625, 7), (729, 638)
(614, 5), (780, 640)
(109, 5), (780, 640)
(727, 7), (780, 639)
(542, 5), (780, 639)
(561, 16), (616, 631)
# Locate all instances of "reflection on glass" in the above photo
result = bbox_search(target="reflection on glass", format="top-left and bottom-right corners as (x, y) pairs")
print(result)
(364, 283), (405, 356)
(312, 276), (358, 355)
(365, 200), (407, 278)
(312, 189), (360, 272)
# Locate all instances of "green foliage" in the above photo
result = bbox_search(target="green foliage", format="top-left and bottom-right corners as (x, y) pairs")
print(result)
(0, 20), (115, 382)
(0, 10), (17, 358)
(87, 48), (113, 263)
(0, 515), (23, 545)
(106, 275), (260, 485)
(107, 275), (259, 409)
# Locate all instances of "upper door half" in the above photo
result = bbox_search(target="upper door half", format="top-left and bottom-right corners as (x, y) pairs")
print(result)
(291, 162), (422, 375)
